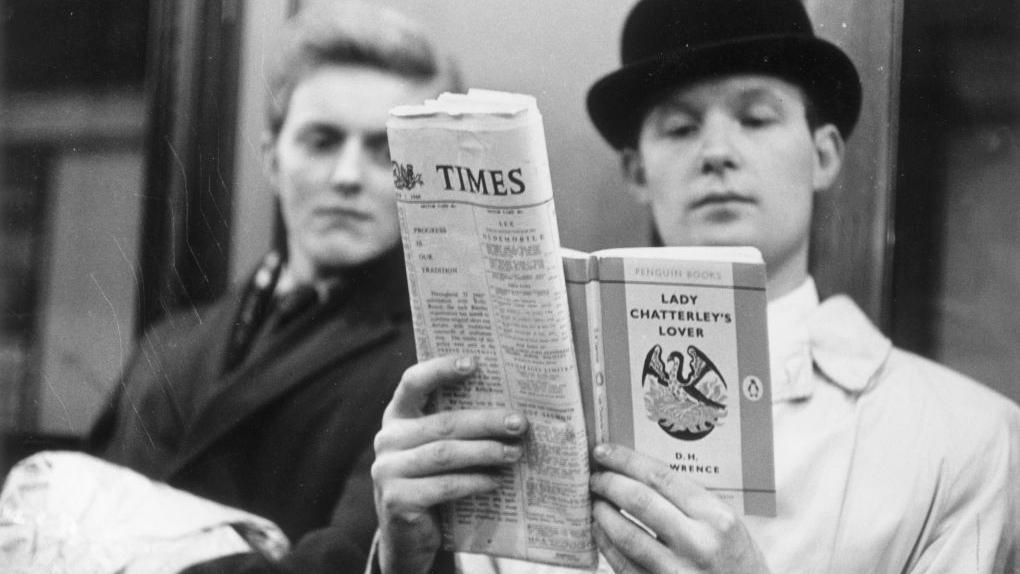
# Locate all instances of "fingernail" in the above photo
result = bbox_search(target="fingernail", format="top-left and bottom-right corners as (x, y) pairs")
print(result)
(504, 413), (525, 432)
(504, 444), (523, 461)
(454, 356), (474, 373)
(593, 444), (611, 460)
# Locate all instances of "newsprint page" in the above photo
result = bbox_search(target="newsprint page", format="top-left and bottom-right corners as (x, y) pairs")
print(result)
(387, 90), (598, 568)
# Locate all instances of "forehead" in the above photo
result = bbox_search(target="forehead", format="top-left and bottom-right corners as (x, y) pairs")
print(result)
(648, 74), (808, 114)
(283, 64), (434, 132)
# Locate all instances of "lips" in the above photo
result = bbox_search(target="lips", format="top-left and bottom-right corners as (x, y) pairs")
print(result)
(690, 192), (756, 210)
(313, 206), (371, 221)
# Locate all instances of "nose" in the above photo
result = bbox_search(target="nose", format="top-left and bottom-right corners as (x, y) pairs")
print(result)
(698, 114), (738, 175)
(330, 137), (364, 194)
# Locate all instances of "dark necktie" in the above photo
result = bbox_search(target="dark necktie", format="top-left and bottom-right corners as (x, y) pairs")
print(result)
(223, 253), (325, 374)
(265, 285), (320, 333)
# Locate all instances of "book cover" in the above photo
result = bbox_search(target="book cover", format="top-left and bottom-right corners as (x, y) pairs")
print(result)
(564, 247), (776, 516)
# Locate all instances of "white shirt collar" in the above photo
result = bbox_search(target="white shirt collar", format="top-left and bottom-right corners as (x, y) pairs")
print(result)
(767, 278), (819, 366)
(767, 278), (818, 401)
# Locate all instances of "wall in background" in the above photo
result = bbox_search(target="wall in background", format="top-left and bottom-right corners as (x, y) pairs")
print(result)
(230, 0), (290, 284)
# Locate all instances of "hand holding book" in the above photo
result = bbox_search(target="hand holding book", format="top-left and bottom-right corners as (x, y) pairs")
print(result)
(590, 443), (771, 574)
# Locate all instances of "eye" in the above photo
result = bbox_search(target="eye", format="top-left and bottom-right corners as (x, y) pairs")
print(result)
(667, 124), (697, 138)
(659, 115), (698, 138)
(740, 104), (780, 128)
(300, 128), (343, 153)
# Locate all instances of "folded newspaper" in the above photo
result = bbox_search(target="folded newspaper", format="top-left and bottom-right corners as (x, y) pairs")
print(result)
(0, 451), (289, 574)
(388, 90), (774, 569)
(389, 90), (596, 568)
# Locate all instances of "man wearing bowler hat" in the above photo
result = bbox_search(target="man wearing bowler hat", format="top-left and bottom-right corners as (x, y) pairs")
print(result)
(368, 0), (1020, 572)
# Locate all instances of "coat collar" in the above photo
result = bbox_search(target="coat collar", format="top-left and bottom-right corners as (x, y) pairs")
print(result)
(769, 282), (892, 402)
(808, 294), (892, 395)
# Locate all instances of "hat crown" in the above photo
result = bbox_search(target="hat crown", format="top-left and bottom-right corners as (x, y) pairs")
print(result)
(622, 0), (815, 65)
(587, 0), (862, 148)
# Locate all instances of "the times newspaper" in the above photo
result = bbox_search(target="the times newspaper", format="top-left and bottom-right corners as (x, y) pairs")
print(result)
(387, 90), (597, 568)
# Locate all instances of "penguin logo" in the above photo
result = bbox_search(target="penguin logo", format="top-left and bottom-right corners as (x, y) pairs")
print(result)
(742, 375), (764, 402)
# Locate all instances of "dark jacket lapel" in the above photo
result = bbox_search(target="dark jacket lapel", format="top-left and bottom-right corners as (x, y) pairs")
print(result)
(167, 248), (411, 477)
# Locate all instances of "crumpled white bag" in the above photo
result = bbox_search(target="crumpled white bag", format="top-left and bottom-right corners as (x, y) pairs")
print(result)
(0, 451), (290, 574)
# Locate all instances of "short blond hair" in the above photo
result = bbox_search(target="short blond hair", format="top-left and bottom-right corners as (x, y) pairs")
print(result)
(265, 0), (460, 137)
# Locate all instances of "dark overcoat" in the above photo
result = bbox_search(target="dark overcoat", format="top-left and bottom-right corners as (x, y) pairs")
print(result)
(89, 249), (415, 573)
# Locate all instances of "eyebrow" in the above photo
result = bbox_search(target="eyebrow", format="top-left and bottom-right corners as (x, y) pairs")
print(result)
(296, 123), (345, 137)
(732, 87), (788, 108)
(658, 84), (794, 112)
(649, 99), (699, 122)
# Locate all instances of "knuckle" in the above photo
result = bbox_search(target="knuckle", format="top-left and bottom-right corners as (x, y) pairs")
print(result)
(377, 488), (426, 524)
(433, 413), (458, 438)
(694, 533), (725, 569)
(694, 553), (716, 571)
(397, 365), (418, 389)
(632, 489), (656, 514)
(713, 508), (739, 536)
(393, 367), (418, 393)
(377, 487), (402, 515)
(373, 429), (391, 453)
(435, 476), (463, 501)
(647, 464), (675, 491)
(429, 441), (454, 468)
(705, 536), (723, 558)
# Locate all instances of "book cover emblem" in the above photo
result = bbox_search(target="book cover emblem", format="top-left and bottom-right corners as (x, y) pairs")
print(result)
(640, 344), (728, 441)
(392, 161), (424, 190)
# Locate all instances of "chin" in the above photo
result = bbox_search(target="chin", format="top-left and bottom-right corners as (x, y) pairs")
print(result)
(301, 231), (394, 267)
(314, 248), (386, 269)
(664, 228), (760, 249)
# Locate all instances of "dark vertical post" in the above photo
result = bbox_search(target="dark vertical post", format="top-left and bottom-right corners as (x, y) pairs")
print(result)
(136, 0), (244, 334)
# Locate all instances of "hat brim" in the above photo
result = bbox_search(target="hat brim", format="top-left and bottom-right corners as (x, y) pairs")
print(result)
(587, 35), (862, 149)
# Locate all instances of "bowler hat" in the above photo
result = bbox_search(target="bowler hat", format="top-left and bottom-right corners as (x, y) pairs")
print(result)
(587, 0), (862, 149)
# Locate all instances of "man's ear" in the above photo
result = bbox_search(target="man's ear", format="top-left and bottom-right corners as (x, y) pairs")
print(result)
(261, 132), (281, 192)
(811, 124), (845, 193)
(621, 148), (651, 204)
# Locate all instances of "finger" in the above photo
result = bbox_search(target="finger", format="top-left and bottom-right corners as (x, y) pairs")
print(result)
(592, 515), (650, 574)
(375, 409), (528, 452)
(592, 499), (677, 574)
(375, 438), (524, 479)
(377, 474), (501, 520)
(386, 356), (476, 420)
(591, 469), (706, 560)
(592, 443), (718, 521)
